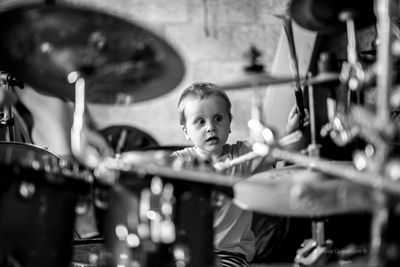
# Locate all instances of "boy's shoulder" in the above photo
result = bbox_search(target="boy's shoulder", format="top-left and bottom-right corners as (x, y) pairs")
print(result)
(170, 146), (196, 158)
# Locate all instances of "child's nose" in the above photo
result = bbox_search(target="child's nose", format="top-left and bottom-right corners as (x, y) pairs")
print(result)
(206, 121), (216, 132)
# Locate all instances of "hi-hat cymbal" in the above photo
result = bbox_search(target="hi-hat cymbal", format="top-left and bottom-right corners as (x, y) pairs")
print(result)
(219, 72), (339, 91)
(289, 0), (375, 33)
(0, 4), (185, 104)
(234, 165), (373, 217)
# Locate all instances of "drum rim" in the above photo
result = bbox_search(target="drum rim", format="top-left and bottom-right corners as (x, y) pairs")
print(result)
(0, 141), (94, 185)
(0, 141), (60, 158)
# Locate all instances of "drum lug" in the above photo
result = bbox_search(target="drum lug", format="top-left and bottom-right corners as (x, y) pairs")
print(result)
(173, 243), (191, 267)
(18, 180), (35, 199)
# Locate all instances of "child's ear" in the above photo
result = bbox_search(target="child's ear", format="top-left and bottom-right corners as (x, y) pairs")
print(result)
(181, 125), (190, 140)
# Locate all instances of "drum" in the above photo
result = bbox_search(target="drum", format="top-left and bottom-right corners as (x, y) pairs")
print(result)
(0, 142), (92, 267)
(99, 148), (215, 267)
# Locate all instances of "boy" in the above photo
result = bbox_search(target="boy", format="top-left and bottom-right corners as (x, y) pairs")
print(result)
(172, 82), (302, 267)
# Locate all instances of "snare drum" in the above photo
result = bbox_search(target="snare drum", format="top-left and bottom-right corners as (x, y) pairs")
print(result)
(0, 142), (92, 267)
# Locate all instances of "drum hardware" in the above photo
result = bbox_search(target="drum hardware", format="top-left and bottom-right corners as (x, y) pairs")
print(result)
(294, 235), (333, 266)
(0, 81), (16, 142)
(318, 9), (376, 148)
(0, 142), (92, 267)
(0, 72), (21, 142)
(0, 71), (24, 89)
(0, 142), (94, 187)
(363, 1), (396, 264)
(18, 180), (36, 199)
(294, 84), (335, 266)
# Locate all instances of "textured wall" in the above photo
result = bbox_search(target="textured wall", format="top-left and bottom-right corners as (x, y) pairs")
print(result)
(5, 0), (290, 146)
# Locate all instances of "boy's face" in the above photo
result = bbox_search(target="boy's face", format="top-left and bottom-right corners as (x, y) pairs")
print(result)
(182, 95), (231, 157)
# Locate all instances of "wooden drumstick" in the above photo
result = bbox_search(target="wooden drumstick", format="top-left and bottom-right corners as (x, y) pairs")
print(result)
(283, 13), (306, 129)
(115, 129), (128, 154)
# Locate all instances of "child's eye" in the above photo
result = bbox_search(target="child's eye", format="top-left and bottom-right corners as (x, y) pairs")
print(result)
(195, 118), (205, 125)
(215, 115), (223, 123)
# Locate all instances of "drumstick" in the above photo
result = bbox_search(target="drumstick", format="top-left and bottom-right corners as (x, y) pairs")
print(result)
(115, 129), (128, 154)
(283, 14), (306, 129)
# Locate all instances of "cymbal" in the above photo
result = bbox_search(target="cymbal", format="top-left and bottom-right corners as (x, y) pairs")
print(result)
(105, 150), (245, 188)
(289, 0), (375, 33)
(234, 165), (373, 217)
(219, 72), (339, 91)
(0, 4), (185, 104)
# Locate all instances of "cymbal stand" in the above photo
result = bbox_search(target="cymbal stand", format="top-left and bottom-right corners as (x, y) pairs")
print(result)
(69, 71), (101, 169)
(365, 0), (394, 265)
(0, 75), (15, 141)
(321, 10), (370, 147)
(269, 0), (397, 257)
(293, 74), (332, 267)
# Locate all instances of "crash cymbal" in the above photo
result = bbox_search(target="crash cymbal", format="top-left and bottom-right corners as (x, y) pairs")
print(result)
(0, 3), (185, 104)
(234, 165), (373, 217)
(289, 0), (375, 33)
(219, 72), (339, 91)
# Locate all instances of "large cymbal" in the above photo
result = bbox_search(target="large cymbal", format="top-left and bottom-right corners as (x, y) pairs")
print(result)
(219, 72), (339, 91)
(234, 165), (373, 217)
(0, 4), (185, 104)
(289, 0), (375, 33)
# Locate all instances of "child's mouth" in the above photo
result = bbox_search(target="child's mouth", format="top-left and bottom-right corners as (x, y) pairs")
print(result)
(206, 136), (219, 144)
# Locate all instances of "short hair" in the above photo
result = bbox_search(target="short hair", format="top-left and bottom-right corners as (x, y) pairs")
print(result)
(177, 82), (233, 126)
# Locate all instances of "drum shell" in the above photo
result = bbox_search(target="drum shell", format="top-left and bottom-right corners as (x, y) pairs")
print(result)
(102, 172), (215, 267)
(0, 142), (89, 267)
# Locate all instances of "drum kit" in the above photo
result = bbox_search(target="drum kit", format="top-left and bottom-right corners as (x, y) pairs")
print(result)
(0, 0), (399, 267)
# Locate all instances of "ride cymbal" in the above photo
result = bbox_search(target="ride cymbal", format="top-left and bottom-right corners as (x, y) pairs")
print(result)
(0, 3), (185, 104)
(289, 0), (375, 33)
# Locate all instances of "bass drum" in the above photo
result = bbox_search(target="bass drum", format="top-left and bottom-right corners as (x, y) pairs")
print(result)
(0, 142), (91, 267)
